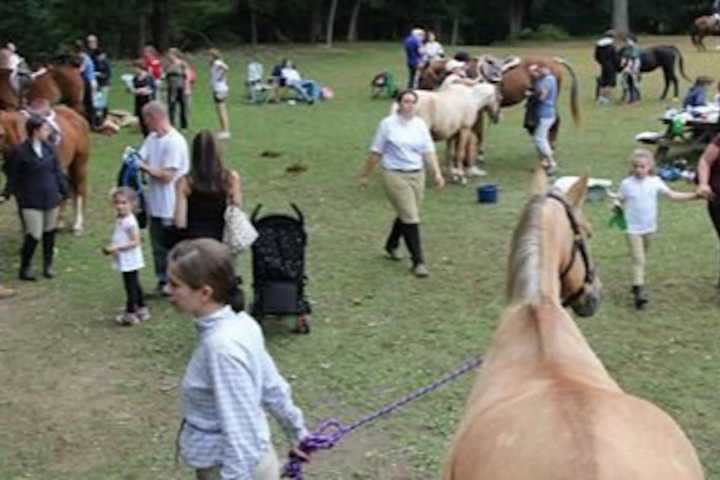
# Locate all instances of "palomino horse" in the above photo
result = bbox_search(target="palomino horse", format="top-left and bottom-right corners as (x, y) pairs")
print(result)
(442, 171), (704, 480)
(691, 16), (719, 51)
(0, 106), (91, 233)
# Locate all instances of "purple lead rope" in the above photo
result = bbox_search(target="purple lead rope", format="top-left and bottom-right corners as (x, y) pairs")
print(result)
(281, 355), (484, 479)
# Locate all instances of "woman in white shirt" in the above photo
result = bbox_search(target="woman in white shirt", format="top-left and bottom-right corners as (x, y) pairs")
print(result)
(358, 90), (445, 277)
(421, 30), (445, 63)
(208, 49), (230, 139)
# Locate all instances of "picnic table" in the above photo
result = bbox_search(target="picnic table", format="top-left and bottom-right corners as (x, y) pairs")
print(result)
(635, 107), (720, 165)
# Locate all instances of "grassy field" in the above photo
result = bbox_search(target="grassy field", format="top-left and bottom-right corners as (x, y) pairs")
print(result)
(0, 36), (718, 479)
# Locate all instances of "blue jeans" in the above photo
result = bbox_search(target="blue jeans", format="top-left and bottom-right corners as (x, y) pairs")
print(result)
(287, 80), (319, 103)
(533, 116), (556, 160)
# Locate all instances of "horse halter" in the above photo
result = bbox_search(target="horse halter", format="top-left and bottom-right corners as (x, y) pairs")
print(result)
(546, 193), (595, 307)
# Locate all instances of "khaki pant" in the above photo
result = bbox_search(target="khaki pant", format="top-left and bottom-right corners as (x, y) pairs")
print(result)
(21, 208), (59, 240)
(196, 445), (280, 480)
(627, 233), (652, 285)
(381, 169), (425, 224)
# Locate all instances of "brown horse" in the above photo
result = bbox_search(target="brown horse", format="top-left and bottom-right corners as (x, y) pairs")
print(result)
(691, 16), (720, 51)
(0, 106), (91, 233)
(418, 56), (580, 160)
(0, 65), (84, 113)
(442, 171), (704, 480)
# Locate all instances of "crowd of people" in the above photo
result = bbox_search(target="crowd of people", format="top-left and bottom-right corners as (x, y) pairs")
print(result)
(2, 25), (720, 478)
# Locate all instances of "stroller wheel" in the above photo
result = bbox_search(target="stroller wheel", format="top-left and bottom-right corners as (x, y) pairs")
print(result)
(291, 315), (311, 334)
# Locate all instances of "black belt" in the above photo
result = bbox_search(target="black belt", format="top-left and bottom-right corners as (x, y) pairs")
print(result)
(385, 168), (421, 173)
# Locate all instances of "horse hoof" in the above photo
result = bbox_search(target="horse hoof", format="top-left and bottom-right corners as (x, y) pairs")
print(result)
(72, 228), (83, 236)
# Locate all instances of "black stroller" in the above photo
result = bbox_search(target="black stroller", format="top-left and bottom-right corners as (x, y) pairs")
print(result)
(249, 203), (311, 334)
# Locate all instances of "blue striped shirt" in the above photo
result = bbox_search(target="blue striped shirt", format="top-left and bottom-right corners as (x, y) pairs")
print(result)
(180, 306), (307, 479)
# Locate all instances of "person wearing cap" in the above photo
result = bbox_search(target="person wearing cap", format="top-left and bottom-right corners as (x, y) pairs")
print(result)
(403, 28), (425, 88)
(683, 76), (714, 109)
(527, 64), (558, 174)
(594, 29), (618, 104)
(439, 59), (480, 90)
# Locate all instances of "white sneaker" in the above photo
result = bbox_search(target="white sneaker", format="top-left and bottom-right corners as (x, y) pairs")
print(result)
(466, 166), (487, 177)
(216, 131), (231, 140)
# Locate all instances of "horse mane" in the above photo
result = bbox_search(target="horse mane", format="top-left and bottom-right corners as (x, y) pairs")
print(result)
(506, 194), (545, 304)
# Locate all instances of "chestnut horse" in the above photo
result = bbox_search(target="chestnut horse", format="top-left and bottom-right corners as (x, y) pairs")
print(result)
(442, 171), (704, 480)
(0, 65), (84, 113)
(418, 56), (579, 160)
(690, 16), (719, 51)
(0, 106), (91, 233)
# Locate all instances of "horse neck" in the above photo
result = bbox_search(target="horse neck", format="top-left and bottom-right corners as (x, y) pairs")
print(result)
(507, 196), (565, 305)
(490, 196), (618, 392)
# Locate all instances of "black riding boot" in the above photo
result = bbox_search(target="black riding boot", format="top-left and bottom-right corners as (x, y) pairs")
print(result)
(384, 218), (403, 260)
(632, 285), (648, 310)
(19, 235), (39, 281)
(42, 230), (56, 279)
(403, 223), (428, 277)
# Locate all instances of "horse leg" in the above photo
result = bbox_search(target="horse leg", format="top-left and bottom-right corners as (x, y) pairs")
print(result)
(455, 129), (470, 184)
(69, 154), (88, 234)
(475, 114), (486, 163)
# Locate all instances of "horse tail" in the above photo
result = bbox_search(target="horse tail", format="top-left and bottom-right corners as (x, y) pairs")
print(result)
(670, 45), (691, 82)
(554, 57), (580, 126)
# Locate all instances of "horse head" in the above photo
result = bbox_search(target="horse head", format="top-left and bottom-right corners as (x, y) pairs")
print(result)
(550, 175), (601, 317)
(470, 82), (501, 124)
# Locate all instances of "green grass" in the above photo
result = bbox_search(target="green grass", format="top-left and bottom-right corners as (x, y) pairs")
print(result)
(0, 37), (718, 479)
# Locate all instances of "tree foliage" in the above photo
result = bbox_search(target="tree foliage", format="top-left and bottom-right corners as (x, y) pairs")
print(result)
(0, 0), (713, 58)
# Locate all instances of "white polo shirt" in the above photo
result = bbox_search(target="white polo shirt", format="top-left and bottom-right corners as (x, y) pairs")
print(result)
(370, 114), (435, 171)
(139, 128), (189, 219)
(619, 175), (670, 235)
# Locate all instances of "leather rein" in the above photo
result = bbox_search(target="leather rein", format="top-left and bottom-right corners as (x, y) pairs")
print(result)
(546, 193), (595, 307)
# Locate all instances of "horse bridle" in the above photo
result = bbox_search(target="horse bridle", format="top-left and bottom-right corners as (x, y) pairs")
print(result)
(546, 193), (595, 307)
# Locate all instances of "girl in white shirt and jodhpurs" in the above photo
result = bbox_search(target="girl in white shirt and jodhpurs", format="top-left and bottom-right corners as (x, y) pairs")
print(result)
(614, 149), (699, 309)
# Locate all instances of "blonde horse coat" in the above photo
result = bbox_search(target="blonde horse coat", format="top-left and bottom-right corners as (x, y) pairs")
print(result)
(442, 174), (704, 480)
(404, 83), (499, 177)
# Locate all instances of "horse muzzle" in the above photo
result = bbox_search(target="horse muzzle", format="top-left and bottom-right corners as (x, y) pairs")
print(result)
(569, 286), (600, 318)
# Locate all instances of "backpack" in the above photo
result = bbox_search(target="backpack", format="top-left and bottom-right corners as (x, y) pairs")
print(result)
(117, 146), (147, 229)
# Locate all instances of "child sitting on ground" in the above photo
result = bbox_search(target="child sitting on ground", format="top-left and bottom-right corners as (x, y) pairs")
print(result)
(103, 187), (150, 326)
(611, 149), (700, 310)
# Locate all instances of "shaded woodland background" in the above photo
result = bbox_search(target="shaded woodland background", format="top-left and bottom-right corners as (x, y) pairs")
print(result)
(0, 0), (714, 57)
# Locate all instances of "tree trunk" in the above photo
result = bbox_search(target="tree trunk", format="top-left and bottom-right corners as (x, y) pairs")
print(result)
(309, 1), (323, 43)
(451, 15), (460, 45)
(137, 9), (148, 55)
(248, 0), (259, 45)
(508, 0), (526, 39)
(325, 0), (339, 47)
(347, 0), (361, 42)
(150, 0), (172, 51)
(612, 0), (629, 35)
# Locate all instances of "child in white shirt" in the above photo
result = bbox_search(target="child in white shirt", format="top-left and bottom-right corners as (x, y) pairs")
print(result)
(614, 149), (699, 309)
(103, 187), (150, 325)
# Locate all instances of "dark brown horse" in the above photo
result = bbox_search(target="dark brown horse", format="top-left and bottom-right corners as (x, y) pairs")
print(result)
(0, 106), (91, 233)
(691, 15), (719, 51)
(0, 65), (84, 113)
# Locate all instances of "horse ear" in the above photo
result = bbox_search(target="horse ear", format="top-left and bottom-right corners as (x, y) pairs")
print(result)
(530, 167), (547, 195)
(566, 175), (589, 209)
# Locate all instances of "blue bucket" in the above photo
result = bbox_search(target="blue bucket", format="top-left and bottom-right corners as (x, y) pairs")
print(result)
(477, 184), (498, 203)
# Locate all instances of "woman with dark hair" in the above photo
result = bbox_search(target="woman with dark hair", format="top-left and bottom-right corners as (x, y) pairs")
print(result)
(4, 115), (67, 281)
(358, 89), (444, 278)
(173, 130), (241, 241)
(166, 238), (309, 479)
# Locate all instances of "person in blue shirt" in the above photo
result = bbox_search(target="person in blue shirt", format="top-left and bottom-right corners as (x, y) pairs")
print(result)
(403, 28), (425, 89)
(527, 64), (558, 174)
(682, 75), (713, 109)
(74, 41), (98, 128)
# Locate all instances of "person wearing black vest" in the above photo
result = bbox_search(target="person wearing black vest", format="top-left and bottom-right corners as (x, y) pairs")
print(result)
(594, 30), (618, 104)
(4, 115), (67, 281)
